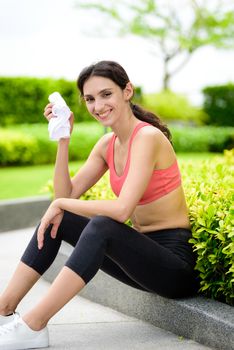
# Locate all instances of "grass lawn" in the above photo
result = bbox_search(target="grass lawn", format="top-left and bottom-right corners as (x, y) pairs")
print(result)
(0, 153), (222, 200)
(0, 161), (83, 200)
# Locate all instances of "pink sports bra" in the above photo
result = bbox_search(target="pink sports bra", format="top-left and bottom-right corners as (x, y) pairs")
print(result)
(106, 122), (181, 205)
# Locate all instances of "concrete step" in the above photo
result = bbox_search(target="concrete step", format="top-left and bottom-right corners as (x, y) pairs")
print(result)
(44, 239), (234, 350)
(0, 228), (214, 350)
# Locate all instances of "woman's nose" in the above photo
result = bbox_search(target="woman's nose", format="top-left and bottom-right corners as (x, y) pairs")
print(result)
(94, 99), (105, 113)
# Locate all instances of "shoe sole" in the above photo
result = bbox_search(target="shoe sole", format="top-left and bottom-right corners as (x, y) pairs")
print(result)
(0, 339), (49, 350)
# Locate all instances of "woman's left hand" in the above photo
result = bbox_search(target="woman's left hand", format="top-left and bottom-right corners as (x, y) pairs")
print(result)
(37, 200), (63, 250)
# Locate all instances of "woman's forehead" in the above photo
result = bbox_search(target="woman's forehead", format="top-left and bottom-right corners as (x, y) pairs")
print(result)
(83, 76), (116, 94)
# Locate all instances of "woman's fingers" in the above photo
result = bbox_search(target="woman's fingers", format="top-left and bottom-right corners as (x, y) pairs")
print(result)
(50, 222), (59, 239)
(43, 103), (57, 121)
(38, 205), (63, 245)
(45, 113), (56, 121)
(50, 211), (64, 239)
(44, 103), (53, 111)
(37, 221), (48, 249)
(43, 103), (73, 124)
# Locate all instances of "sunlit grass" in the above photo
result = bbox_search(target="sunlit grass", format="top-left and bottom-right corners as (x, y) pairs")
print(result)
(0, 161), (82, 200)
(0, 153), (222, 200)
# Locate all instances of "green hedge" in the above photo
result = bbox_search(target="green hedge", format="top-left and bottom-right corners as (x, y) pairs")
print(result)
(0, 77), (90, 125)
(0, 76), (143, 126)
(143, 90), (208, 124)
(182, 149), (234, 305)
(0, 123), (233, 166)
(170, 125), (234, 153)
(0, 123), (104, 166)
(44, 150), (234, 305)
(202, 83), (234, 126)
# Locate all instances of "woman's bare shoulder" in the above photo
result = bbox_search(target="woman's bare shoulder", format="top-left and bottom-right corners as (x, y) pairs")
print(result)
(134, 124), (175, 165)
(138, 124), (166, 139)
(96, 131), (114, 160)
(133, 124), (167, 149)
(99, 131), (114, 147)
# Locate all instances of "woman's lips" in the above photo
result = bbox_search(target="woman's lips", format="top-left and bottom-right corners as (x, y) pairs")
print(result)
(97, 109), (112, 119)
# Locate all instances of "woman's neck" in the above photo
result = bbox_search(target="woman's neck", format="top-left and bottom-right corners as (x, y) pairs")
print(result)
(111, 112), (140, 145)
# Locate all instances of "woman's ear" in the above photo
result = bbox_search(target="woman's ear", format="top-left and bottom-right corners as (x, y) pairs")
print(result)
(124, 82), (134, 101)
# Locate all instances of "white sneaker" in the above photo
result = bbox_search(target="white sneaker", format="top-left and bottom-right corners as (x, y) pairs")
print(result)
(0, 314), (49, 350)
(0, 312), (20, 326)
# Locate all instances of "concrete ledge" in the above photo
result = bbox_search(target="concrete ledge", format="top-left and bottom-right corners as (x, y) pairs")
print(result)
(44, 241), (234, 350)
(0, 196), (50, 232)
(1, 197), (233, 349)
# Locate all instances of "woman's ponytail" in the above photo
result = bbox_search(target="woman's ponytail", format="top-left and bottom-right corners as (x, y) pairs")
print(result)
(130, 103), (172, 142)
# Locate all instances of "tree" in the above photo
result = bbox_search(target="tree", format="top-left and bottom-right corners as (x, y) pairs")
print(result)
(75, 0), (234, 89)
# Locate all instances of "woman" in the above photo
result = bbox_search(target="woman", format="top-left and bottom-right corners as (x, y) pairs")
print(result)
(0, 61), (198, 349)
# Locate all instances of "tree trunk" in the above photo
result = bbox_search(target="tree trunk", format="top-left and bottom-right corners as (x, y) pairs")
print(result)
(163, 72), (170, 90)
(163, 58), (170, 90)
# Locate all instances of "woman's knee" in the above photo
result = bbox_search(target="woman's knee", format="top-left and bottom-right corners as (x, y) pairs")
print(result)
(56, 211), (89, 243)
(81, 215), (117, 239)
(89, 215), (117, 231)
(90, 215), (116, 225)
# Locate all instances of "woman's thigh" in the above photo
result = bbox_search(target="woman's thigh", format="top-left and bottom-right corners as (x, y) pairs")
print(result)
(100, 255), (147, 291)
(82, 216), (197, 297)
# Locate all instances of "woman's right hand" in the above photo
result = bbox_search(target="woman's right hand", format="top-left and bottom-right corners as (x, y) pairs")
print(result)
(38, 207), (64, 249)
(43, 103), (74, 135)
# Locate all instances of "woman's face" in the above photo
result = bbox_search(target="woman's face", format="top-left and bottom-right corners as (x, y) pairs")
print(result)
(83, 76), (132, 127)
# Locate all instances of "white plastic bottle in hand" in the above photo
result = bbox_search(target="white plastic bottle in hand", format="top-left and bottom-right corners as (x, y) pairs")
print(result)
(48, 92), (71, 141)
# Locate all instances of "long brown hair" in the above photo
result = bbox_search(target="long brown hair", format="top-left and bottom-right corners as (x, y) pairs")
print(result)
(77, 60), (171, 142)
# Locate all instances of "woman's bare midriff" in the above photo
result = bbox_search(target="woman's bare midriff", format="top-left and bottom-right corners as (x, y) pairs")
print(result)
(130, 186), (191, 233)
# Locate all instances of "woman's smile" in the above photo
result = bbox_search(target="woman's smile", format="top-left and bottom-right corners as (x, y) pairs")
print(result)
(96, 109), (113, 120)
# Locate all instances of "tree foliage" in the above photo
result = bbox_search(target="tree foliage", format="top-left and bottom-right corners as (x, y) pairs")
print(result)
(75, 0), (234, 89)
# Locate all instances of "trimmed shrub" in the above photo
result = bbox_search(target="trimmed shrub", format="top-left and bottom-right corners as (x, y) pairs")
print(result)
(0, 77), (90, 125)
(202, 83), (234, 126)
(181, 149), (234, 305)
(170, 125), (234, 153)
(0, 131), (40, 165)
(0, 123), (103, 166)
(143, 90), (208, 124)
(133, 86), (143, 104)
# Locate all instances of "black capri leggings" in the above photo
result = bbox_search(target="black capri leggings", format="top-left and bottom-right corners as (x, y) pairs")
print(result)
(21, 211), (198, 299)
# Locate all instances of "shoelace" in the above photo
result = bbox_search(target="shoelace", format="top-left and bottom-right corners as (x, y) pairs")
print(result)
(0, 314), (21, 335)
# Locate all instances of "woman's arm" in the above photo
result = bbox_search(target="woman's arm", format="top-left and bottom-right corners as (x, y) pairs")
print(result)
(37, 196), (128, 249)
(55, 198), (126, 222)
(37, 127), (162, 248)
(43, 104), (74, 198)
(54, 127), (160, 221)
(54, 131), (110, 199)
(53, 138), (72, 198)
(44, 104), (109, 199)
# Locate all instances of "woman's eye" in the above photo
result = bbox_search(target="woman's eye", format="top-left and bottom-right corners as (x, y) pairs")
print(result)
(85, 97), (94, 103)
(103, 92), (112, 97)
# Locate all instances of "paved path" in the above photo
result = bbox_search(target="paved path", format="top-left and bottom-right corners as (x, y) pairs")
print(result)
(0, 228), (214, 349)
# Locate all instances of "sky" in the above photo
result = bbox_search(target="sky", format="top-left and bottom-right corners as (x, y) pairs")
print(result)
(1, 0), (234, 105)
